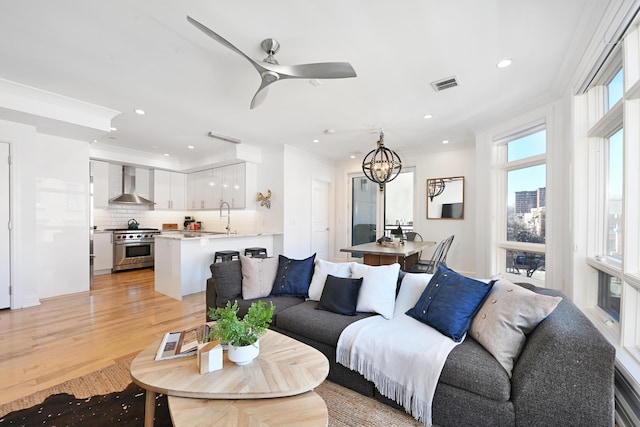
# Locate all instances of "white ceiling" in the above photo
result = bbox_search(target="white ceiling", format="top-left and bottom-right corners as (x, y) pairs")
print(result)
(0, 1), (604, 165)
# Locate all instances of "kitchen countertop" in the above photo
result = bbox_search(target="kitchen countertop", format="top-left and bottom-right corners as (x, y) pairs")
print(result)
(156, 231), (280, 240)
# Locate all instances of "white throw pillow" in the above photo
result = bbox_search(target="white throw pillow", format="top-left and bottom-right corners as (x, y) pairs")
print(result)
(240, 255), (279, 299)
(351, 263), (400, 319)
(469, 279), (562, 377)
(393, 273), (434, 317)
(308, 259), (354, 301)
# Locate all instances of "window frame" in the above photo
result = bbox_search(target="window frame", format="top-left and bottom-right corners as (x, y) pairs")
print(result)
(494, 123), (547, 284)
(582, 37), (640, 366)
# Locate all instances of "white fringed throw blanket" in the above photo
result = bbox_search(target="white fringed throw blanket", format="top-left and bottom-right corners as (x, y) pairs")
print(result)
(337, 314), (460, 426)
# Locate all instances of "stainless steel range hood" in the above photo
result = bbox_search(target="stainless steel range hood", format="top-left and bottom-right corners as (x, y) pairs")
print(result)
(109, 165), (155, 205)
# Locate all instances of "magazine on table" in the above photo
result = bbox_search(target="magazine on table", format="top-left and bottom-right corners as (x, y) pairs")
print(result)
(154, 326), (209, 361)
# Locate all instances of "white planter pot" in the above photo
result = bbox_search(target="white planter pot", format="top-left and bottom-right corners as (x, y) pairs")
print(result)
(228, 340), (260, 365)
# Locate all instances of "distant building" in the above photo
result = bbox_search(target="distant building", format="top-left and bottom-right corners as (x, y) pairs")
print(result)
(515, 188), (546, 216)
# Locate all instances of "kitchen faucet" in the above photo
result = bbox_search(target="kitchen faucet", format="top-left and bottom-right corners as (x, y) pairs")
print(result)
(220, 200), (231, 235)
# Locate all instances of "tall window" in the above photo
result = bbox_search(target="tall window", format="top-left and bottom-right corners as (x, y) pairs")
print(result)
(606, 128), (623, 260)
(497, 127), (547, 281)
(582, 33), (640, 371)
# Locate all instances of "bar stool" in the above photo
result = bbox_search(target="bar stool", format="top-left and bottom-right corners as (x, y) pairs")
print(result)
(214, 250), (240, 263)
(244, 247), (268, 258)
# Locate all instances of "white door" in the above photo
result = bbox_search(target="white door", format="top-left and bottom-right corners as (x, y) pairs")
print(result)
(0, 142), (10, 308)
(311, 179), (330, 260)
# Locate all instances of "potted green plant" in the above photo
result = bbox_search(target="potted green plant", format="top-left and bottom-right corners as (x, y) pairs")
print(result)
(207, 300), (275, 365)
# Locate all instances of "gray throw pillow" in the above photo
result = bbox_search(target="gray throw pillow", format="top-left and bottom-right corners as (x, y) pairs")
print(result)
(240, 255), (278, 299)
(469, 279), (562, 377)
(210, 260), (242, 307)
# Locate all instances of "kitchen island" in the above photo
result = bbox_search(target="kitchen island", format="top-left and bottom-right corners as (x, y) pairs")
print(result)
(154, 232), (282, 300)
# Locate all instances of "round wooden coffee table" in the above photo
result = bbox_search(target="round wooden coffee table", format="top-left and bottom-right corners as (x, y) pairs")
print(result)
(130, 329), (330, 427)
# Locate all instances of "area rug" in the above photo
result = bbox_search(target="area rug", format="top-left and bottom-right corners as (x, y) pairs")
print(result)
(0, 358), (421, 427)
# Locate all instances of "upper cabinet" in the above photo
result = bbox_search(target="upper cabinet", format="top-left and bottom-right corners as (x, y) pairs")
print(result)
(187, 162), (254, 210)
(90, 160), (110, 209)
(153, 170), (186, 210)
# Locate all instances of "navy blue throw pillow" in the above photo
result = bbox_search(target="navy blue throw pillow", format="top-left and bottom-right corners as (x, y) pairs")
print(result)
(316, 275), (363, 316)
(270, 254), (316, 297)
(406, 263), (495, 342)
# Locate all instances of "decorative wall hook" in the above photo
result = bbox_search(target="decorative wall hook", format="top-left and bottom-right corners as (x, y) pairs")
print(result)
(257, 189), (272, 209)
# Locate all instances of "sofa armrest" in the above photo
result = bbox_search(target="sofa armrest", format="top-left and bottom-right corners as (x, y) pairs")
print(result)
(205, 277), (217, 321)
(511, 294), (615, 426)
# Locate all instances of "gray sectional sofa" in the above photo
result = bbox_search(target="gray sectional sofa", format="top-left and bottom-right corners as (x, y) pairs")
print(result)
(206, 259), (615, 427)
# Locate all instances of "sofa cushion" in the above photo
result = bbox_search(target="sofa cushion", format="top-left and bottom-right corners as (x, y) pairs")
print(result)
(240, 255), (279, 299)
(308, 259), (354, 301)
(439, 336), (512, 402)
(351, 263), (400, 319)
(317, 275), (363, 316)
(271, 254), (316, 297)
(210, 260), (242, 307)
(275, 301), (375, 347)
(470, 279), (562, 377)
(233, 296), (304, 320)
(406, 264), (495, 342)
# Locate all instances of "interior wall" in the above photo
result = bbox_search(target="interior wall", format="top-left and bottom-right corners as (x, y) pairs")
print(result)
(282, 145), (336, 259)
(335, 146), (476, 276)
(35, 134), (90, 298)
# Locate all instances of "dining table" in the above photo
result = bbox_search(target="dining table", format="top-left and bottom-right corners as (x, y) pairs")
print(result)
(340, 240), (435, 270)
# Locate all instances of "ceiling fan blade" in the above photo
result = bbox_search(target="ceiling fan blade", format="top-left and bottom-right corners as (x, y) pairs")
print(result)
(275, 62), (357, 80)
(187, 16), (266, 73)
(250, 84), (270, 109)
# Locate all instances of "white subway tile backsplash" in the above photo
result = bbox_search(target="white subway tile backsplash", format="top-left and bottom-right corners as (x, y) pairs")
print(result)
(94, 206), (258, 233)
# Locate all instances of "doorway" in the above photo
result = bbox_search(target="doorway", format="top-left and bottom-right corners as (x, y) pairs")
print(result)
(0, 142), (10, 309)
(349, 169), (415, 252)
(311, 179), (330, 260)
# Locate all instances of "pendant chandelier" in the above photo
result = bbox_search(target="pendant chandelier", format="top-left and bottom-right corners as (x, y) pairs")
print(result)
(428, 178), (446, 201)
(361, 131), (402, 192)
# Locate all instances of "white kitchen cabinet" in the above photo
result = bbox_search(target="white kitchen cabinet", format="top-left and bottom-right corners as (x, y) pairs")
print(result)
(187, 170), (203, 209)
(90, 160), (110, 208)
(188, 169), (219, 209)
(93, 231), (113, 274)
(221, 163), (246, 209)
(108, 163), (123, 200)
(187, 162), (253, 210)
(153, 170), (186, 210)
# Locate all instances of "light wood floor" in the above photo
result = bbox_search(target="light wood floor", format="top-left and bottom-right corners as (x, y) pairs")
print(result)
(0, 268), (205, 406)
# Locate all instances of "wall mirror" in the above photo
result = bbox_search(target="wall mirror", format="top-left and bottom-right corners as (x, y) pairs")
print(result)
(427, 176), (464, 219)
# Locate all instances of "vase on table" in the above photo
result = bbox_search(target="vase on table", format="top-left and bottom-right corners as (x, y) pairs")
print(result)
(228, 340), (259, 365)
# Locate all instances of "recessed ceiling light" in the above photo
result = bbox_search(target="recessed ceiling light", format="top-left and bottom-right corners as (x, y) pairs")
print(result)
(442, 140), (450, 144)
(134, 109), (146, 115)
(350, 154), (356, 159)
(110, 127), (117, 132)
(496, 58), (512, 68)
(424, 114), (433, 119)
(163, 153), (170, 157)
(92, 139), (98, 143)
(313, 139), (320, 143)
(187, 145), (195, 149)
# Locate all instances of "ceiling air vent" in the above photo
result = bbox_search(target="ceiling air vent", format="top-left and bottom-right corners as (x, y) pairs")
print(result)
(431, 76), (460, 92)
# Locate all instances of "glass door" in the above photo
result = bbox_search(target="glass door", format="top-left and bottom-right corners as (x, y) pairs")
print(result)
(350, 169), (415, 253)
(351, 176), (378, 255)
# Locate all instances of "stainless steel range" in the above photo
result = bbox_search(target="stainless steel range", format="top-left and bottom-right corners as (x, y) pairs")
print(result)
(109, 228), (160, 272)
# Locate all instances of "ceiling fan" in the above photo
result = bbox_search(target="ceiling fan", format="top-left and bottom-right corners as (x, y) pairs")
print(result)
(187, 16), (357, 109)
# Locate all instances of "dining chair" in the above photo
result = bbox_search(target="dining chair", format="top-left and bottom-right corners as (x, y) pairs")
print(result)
(408, 235), (455, 273)
(405, 232), (423, 259)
